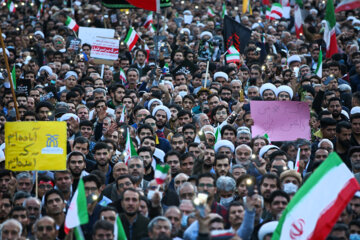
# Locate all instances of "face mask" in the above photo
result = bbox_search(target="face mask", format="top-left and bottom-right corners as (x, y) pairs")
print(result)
(147, 190), (163, 200)
(220, 196), (234, 207)
(179, 91), (188, 97)
(350, 234), (360, 240)
(283, 183), (298, 194)
(181, 214), (189, 228)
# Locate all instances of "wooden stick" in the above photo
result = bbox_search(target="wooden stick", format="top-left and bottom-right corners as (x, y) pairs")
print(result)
(35, 171), (38, 198)
(204, 61), (209, 88)
(0, 28), (20, 120)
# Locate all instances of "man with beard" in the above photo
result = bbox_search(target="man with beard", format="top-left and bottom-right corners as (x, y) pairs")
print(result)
(328, 97), (346, 122)
(67, 151), (87, 190)
(0, 170), (13, 198)
(215, 154), (231, 177)
(202, 145), (216, 173)
(33, 216), (57, 240)
(182, 124), (196, 144)
(147, 216), (172, 240)
(349, 147), (360, 174)
(120, 188), (149, 239)
(93, 142), (113, 184)
(164, 207), (183, 239)
(10, 206), (30, 238)
(334, 121), (353, 169)
(265, 190), (289, 221)
(128, 156), (149, 190)
(219, 86), (236, 107)
(180, 153), (195, 176)
(0, 194), (12, 223)
(177, 110), (193, 127)
(259, 173), (280, 220)
(196, 173), (228, 225)
(152, 105), (172, 138)
(351, 113), (360, 146)
(23, 197), (41, 229)
(142, 117), (171, 154)
(164, 151), (181, 178)
(44, 189), (66, 239)
(54, 171), (73, 205)
(171, 133), (187, 154)
(138, 147), (155, 181)
(235, 145), (252, 168)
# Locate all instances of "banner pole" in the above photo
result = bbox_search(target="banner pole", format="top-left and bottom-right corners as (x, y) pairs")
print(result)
(35, 171), (38, 199)
(204, 61), (209, 88)
(0, 28), (20, 121)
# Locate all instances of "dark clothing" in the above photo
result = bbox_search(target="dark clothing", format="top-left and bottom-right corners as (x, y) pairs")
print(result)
(156, 137), (172, 154)
(82, 204), (103, 239)
(120, 213), (149, 240)
(102, 182), (120, 202)
(351, 134), (360, 147)
(211, 201), (229, 226)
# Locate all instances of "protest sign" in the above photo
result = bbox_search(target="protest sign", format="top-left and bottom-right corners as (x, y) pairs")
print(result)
(67, 37), (82, 51)
(250, 101), (311, 141)
(90, 37), (119, 65)
(78, 27), (115, 45)
(5, 122), (67, 171)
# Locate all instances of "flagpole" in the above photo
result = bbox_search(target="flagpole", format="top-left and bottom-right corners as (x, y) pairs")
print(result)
(0, 28), (20, 121)
(155, 12), (160, 63)
(204, 61), (209, 88)
(35, 171), (38, 198)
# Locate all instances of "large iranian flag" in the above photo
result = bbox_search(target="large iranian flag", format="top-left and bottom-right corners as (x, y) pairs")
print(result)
(294, 0), (304, 39)
(323, 0), (338, 58)
(125, 28), (139, 52)
(64, 178), (89, 233)
(335, 0), (360, 12)
(272, 152), (360, 240)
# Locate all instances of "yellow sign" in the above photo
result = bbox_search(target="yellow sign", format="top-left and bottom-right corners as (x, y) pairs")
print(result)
(5, 122), (67, 171)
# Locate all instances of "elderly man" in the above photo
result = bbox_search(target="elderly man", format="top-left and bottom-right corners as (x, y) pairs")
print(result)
(164, 206), (183, 239)
(0, 219), (23, 240)
(148, 216), (172, 240)
(235, 144), (252, 168)
(216, 176), (236, 209)
(33, 216), (57, 240)
(178, 182), (196, 201)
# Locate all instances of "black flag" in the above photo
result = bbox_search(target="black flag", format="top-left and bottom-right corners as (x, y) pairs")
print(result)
(102, 0), (171, 9)
(223, 15), (252, 54)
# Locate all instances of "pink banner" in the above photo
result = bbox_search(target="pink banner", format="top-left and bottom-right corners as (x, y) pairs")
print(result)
(250, 101), (311, 141)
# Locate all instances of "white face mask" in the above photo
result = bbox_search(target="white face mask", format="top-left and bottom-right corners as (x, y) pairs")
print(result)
(220, 196), (234, 207)
(179, 91), (188, 97)
(283, 182), (298, 194)
(147, 190), (163, 200)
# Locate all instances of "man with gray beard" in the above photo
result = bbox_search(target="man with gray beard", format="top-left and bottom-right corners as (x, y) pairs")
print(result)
(128, 156), (149, 191)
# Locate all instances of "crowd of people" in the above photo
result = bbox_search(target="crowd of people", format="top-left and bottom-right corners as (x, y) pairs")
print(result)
(0, 0), (360, 239)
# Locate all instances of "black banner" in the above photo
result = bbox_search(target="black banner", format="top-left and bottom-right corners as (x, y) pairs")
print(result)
(223, 15), (252, 54)
(101, 0), (171, 9)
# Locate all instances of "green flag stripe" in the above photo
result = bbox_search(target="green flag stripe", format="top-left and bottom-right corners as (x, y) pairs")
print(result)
(325, 0), (336, 28)
(116, 215), (127, 240)
(124, 28), (134, 43)
(74, 226), (85, 240)
(274, 152), (342, 235)
(11, 65), (16, 89)
(76, 179), (89, 224)
(156, 164), (170, 173)
(315, 50), (322, 74)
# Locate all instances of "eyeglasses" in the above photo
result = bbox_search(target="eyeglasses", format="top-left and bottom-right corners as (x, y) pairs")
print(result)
(198, 183), (214, 188)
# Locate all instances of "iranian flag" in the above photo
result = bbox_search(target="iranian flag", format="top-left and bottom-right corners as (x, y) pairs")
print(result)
(324, 0), (338, 58)
(294, 0), (304, 39)
(272, 153), (360, 240)
(114, 214), (127, 240)
(315, 49), (323, 78)
(221, 3), (227, 18)
(144, 44), (150, 63)
(207, 7), (215, 17)
(7, 0), (16, 13)
(155, 164), (170, 184)
(270, 3), (283, 19)
(264, 133), (271, 144)
(265, 7), (271, 19)
(125, 28), (139, 52)
(119, 68), (126, 84)
(124, 128), (138, 164)
(65, 16), (79, 32)
(36, 2), (43, 20)
(335, 0), (360, 12)
(294, 148), (301, 172)
(127, 0), (161, 13)
(119, 106), (126, 123)
(64, 178), (89, 233)
(11, 65), (16, 89)
(215, 127), (221, 143)
(149, 23), (156, 33)
(226, 45), (240, 63)
(144, 12), (153, 28)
